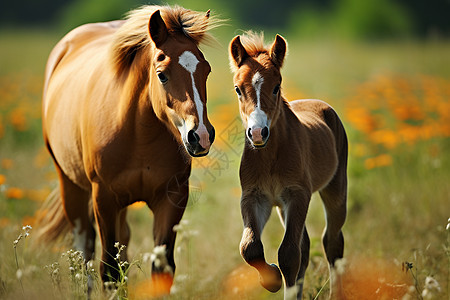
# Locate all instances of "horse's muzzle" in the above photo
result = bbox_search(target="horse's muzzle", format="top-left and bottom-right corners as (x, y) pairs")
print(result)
(185, 126), (215, 157)
(247, 126), (269, 148)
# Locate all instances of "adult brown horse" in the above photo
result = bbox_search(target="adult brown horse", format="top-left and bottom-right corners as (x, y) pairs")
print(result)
(37, 5), (216, 290)
(229, 32), (348, 299)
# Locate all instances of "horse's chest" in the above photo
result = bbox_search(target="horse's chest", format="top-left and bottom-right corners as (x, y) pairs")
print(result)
(97, 146), (188, 203)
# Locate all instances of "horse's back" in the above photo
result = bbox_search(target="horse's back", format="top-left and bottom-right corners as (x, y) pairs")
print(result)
(43, 20), (124, 101)
(288, 99), (345, 136)
(43, 21), (125, 189)
(288, 99), (346, 191)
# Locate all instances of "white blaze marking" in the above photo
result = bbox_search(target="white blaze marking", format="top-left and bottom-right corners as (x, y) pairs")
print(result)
(248, 72), (269, 130)
(178, 51), (206, 131)
(252, 72), (264, 108)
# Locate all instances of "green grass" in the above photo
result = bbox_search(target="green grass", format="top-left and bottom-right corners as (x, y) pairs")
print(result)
(0, 29), (449, 299)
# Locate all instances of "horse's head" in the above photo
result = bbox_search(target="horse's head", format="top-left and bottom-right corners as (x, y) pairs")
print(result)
(229, 33), (287, 149)
(148, 10), (215, 157)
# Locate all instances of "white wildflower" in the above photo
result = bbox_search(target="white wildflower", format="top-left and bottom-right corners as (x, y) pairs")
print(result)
(446, 218), (450, 230)
(142, 252), (152, 263)
(422, 276), (441, 299)
(87, 260), (94, 271)
(16, 269), (23, 280)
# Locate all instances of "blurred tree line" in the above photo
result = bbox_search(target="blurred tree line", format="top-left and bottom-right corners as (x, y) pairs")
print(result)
(1, 0), (449, 39)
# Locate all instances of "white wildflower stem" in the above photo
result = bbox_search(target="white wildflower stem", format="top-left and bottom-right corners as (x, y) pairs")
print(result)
(13, 241), (25, 295)
(313, 277), (330, 300)
(13, 226), (31, 295)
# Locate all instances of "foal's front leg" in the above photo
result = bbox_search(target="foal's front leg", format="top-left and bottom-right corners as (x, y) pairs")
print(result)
(278, 188), (311, 300)
(240, 190), (283, 292)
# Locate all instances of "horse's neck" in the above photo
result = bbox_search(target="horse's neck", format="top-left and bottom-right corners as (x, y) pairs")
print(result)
(116, 74), (180, 147)
(267, 100), (293, 146)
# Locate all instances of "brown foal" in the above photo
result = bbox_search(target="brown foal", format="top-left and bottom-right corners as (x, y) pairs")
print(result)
(229, 32), (348, 299)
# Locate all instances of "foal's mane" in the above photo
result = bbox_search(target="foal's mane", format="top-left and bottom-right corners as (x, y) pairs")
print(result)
(239, 31), (268, 57)
(110, 5), (216, 74)
(230, 31), (277, 72)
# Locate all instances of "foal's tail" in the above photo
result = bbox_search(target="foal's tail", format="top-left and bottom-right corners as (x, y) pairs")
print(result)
(34, 186), (70, 244)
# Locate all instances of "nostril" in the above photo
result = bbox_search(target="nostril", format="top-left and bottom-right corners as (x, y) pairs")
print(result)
(187, 130), (200, 144)
(209, 127), (215, 143)
(261, 126), (269, 139)
(247, 128), (252, 139)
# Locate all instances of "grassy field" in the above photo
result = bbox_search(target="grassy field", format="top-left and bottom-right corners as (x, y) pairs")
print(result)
(0, 28), (449, 299)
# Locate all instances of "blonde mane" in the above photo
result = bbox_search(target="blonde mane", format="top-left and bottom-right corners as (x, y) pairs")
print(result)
(111, 5), (217, 74)
(239, 31), (269, 56)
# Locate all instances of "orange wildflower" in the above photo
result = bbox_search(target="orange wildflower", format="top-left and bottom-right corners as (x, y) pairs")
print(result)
(339, 256), (413, 299)
(0, 174), (6, 185)
(9, 107), (27, 131)
(6, 187), (24, 199)
(370, 130), (399, 149)
(222, 264), (260, 298)
(364, 154), (393, 170)
(130, 274), (173, 299)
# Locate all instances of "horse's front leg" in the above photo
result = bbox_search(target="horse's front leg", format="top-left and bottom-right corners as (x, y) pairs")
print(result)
(149, 184), (188, 293)
(240, 190), (283, 293)
(278, 187), (311, 300)
(91, 183), (124, 283)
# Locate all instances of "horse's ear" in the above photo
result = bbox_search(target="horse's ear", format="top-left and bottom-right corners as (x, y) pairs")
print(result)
(230, 36), (249, 68)
(269, 34), (287, 68)
(149, 10), (168, 48)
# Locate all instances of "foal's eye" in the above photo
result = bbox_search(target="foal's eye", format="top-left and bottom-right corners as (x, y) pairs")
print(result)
(157, 72), (168, 84)
(273, 84), (280, 95)
(235, 86), (242, 97)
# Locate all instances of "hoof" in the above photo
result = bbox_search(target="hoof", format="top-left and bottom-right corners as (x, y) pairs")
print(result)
(260, 263), (283, 293)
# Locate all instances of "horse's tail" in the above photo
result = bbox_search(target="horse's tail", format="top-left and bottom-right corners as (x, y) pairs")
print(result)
(34, 186), (70, 244)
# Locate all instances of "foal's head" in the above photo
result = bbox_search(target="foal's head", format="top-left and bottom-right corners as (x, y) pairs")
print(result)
(113, 6), (216, 157)
(229, 33), (287, 148)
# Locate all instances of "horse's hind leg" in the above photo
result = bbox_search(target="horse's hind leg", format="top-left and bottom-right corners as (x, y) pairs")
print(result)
(56, 165), (96, 260)
(240, 191), (282, 293)
(56, 166), (96, 294)
(319, 163), (347, 298)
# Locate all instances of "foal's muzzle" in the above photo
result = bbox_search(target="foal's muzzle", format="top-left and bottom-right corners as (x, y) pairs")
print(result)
(247, 126), (269, 148)
(184, 126), (215, 157)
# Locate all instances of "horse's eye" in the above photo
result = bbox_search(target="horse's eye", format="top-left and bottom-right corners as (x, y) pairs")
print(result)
(273, 84), (280, 95)
(235, 86), (242, 97)
(157, 72), (168, 84)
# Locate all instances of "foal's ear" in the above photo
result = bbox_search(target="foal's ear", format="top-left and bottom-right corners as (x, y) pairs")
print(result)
(230, 36), (249, 68)
(269, 34), (287, 68)
(149, 10), (168, 48)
